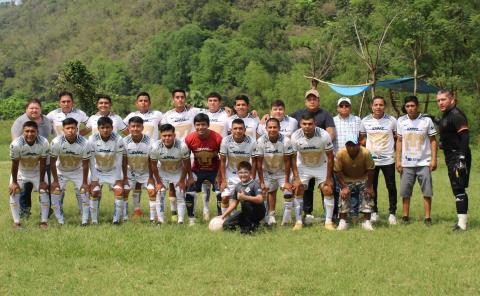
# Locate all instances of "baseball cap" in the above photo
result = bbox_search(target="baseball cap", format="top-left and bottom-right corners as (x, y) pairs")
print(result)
(345, 134), (359, 145)
(305, 89), (319, 99)
(337, 97), (351, 106)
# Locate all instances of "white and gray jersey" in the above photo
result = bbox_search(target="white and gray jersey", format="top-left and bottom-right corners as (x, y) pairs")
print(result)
(124, 110), (163, 141)
(254, 134), (293, 178)
(256, 116), (298, 139)
(291, 127), (333, 172)
(123, 134), (151, 176)
(162, 107), (201, 141)
(88, 133), (125, 180)
(219, 135), (256, 179)
(46, 108), (89, 136)
(50, 135), (91, 173)
(397, 113), (437, 167)
(87, 112), (127, 134)
(150, 139), (190, 176)
(360, 113), (397, 166)
(9, 135), (50, 176)
(199, 108), (229, 137)
(227, 114), (259, 141)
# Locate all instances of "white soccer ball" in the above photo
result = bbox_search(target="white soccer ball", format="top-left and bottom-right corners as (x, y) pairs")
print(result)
(208, 217), (224, 232)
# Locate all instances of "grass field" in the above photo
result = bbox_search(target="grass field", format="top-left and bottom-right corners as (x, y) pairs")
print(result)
(0, 130), (479, 295)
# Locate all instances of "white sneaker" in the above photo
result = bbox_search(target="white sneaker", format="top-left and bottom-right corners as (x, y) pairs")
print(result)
(188, 217), (196, 226)
(388, 214), (397, 225)
(267, 215), (276, 226)
(362, 220), (374, 231)
(304, 214), (315, 225)
(370, 212), (379, 223)
(337, 219), (348, 231)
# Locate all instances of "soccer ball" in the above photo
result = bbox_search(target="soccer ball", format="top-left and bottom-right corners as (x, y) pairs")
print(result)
(208, 217), (224, 232)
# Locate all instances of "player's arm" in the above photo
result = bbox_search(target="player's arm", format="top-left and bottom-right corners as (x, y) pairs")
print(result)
(395, 135), (403, 173)
(324, 150), (334, 188)
(122, 155), (128, 185)
(178, 158), (194, 191)
(250, 156), (257, 180)
(255, 156), (267, 193)
(290, 153), (301, 189)
(429, 135), (438, 171)
(147, 157), (155, 185)
(238, 191), (263, 204)
(38, 157), (48, 191)
(326, 127), (336, 141)
(9, 159), (20, 193)
(50, 156), (60, 191)
(220, 198), (239, 219)
(335, 170), (350, 200)
(283, 154), (293, 191)
(80, 126), (92, 137)
(359, 133), (367, 146)
(149, 159), (164, 190)
(82, 159), (90, 190)
(219, 154), (227, 191)
(365, 169), (375, 197)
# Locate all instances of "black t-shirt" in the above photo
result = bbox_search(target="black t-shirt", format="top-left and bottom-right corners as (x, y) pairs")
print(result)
(233, 179), (264, 208)
(438, 106), (470, 157)
(290, 108), (335, 130)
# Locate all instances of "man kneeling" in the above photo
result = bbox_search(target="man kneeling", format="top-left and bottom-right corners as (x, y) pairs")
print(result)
(334, 135), (376, 231)
(220, 161), (265, 234)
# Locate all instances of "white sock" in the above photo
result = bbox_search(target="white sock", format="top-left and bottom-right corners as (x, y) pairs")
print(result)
(149, 200), (157, 221)
(81, 191), (90, 224)
(293, 197), (303, 223)
(176, 189), (186, 223)
(282, 200), (293, 224)
(133, 190), (141, 210)
(123, 199), (129, 220)
(90, 199), (99, 224)
(39, 191), (50, 223)
(458, 214), (468, 230)
(324, 197), (334, 224)
(51, 192), (64, 224)
(170, 195), (177, 213)
(113, 199), (124, 223)
(156, 190), (165, 223)
(201, 183), (210, 213)
(9, 192), (21, 224)
(75, 190), (82, 212)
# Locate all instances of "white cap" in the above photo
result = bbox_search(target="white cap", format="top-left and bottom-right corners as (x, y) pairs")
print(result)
(337, 97), (351, 106)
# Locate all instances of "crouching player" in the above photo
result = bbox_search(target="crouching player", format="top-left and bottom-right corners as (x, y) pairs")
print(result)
(334, 135), (376, 231)
(255, 118), (294, 226)
(150, 124), (192, 224)
(221, 161), (265, 234)
(88, 117), (126, 224)
(290, 113), (335, 230)
(9, 121), (50, 229)
(50, 118), (91, 225)
(122, 116), (155, 223)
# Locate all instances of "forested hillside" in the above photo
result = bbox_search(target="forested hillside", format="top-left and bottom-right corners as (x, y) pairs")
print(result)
(0, 0), (479, 132)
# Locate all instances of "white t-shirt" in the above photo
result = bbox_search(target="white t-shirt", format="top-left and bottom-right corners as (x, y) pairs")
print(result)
(88, 133), (125, 180)
(397, 114), (437, 167)
(257, 116), (298, 139)
(227, 114), (259, 141)
(254, 134), (293, 178)
(150, 139), (190, 176)
(87, 112), (127, 134)
(46, 108), (89, 136)
(124, 110), (163, 141)
(219, 135), (256, 179)
(360, 113), (397, 166)
(162, 107), (200, 141)
(50, 135), (91, 173)
(10, 135), (49, 177)
(291, 127), (333, 174)
(122, 134), (151, 176)
(199, 108), (229, 137)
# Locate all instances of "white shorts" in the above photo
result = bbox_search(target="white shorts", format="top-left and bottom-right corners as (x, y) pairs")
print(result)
(299, 167), (327, 188)
(11, 171), (45, 192)
(264, 174), (289, 192)
(127, 171), (151, 189)
(221, 175), (241, 198)
(159, 171), (182, 186)
(94, 171), (122, 190)
(58, 169), (83, 190)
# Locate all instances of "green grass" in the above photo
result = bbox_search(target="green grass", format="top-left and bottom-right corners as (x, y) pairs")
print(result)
(0, 144), (479, 294)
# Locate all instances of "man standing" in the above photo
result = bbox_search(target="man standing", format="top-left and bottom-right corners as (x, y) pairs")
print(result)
(360, 96), (398, 225)
(46, 91), (89, 136)
(436, 90), (471, 231)
(227, 95), (259, 140)
(85, 94), (128, 135)
(290, 89), (335, 224)
(257, 100), (298, 139)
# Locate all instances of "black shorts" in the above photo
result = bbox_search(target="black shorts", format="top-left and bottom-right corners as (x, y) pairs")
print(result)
(190, 171), (218, 192)
(446, 154), (471, 191)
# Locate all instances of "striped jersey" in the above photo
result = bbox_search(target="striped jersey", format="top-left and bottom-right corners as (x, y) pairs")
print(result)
(50, 135), (91, 172)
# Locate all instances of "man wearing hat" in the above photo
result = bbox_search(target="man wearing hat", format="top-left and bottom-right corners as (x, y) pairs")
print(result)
(291, 89), (336, 224)
(334, 134), (376, 231)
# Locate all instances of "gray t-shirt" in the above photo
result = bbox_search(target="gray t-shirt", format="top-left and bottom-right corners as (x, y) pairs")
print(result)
(11, 114), (52, 140)
(232, 179), (264, 207)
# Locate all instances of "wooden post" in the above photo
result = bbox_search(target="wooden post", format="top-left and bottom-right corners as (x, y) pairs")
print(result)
(424, 93), (430, 113)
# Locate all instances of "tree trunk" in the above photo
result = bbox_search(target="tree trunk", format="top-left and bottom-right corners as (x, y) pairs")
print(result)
(389, 89), (400, 117)
(424, 93), (430, 113)
(413, 58), (418, 96)
(359, 90), (367, 117)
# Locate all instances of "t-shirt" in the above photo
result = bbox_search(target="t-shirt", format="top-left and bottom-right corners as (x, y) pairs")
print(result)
(162, 107), (200, 141)
(123, 134), (151, 175)
(50, 135), (91, 172)
(10, 135), (50, 177)
(333, 114), (361, 152)
(11, 114), (52, 140)
(334, 146), (375, 182)
(397, 114), (437, 167)
(227, 114), (259, 140)
(290, 127), (333, 173)
(232, 179), (264, 209)
(150, 139), (190, 176)
(184, 130), (222, 172)
(219, 135), (256, 179)
(46, 108), (89, 136)
(124, 110), (163, 141)
(254, 133), (293, 178)
(360, 113), (397, 166)
(88, 132), (125, 180)
(257, 115), (298, 139)
(438, 106), (470, 159)
(199, 108), (229, 137)
(87, 112), (127, 134)
(290, 108), (335, 130)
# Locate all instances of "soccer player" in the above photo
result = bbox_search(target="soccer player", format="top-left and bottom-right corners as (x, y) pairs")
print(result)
(85, 94), (128, 135)
(122, 116), (155, 221)
(227, 95), (259, 140)
(88, 116), (126, 224)
(436, 90), (471, 231)
(46, 91), (89, 136)
(50, 118), (91, 225)
(221, 161), (265, 234)
(255, 118), (294, 226)
(9, 121), (50, 229)
(360, 96), (398, 225)
(290, 113), (335, 230)
(335, 135), (376, 231)
(257, 100), (298, 139)
(150, 124), (192, 224)
(184, 113), (223, 223)
(219, 118), (257, 215)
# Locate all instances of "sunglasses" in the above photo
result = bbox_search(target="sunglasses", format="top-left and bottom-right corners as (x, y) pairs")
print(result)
(339, 104), (351, 108)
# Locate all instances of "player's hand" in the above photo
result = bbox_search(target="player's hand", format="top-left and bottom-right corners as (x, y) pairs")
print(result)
(251, 110), (258, 118)
(283, 182), (293, 192)
(237, 190), (247, 201)
(187, 176), (195, 188)
(81, 183), (89, 193)
(430, 160), (437, 172)
(224, 106), (233, 116)
(155, 182), (165, 193)
(260, 181), (268, 194)
(340, 187), (350, 200)
(366, 185), (375, 198)
(50, 181), (60, 193)
(220, 180), (227, 192)
(259, 114), (269, 124)
(324, 178), (334, 189)
(177, 180), (186, 192)
(90, 181), (99, 192)
(396, 163), (403, 173)
(293, 177), (302, 190)
(39, 181), (48, 192)
(9, 182), (20, 195)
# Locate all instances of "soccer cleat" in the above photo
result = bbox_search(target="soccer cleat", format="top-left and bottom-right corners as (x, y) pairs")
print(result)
(203, 212), (210, 222)
(188, 217), (196, 226)
(80, 223), (88, 227)
(324, 222), (336, 231)
(401, 216), (410, 224)
(267, 215), (276, 226)
(39, 222), (48, 230)
(424, 218), (432, 226)
(112, 221), (120, 226)
(370, 212), (379, 223)
(361, 220), (374, 231)
(133, 208), (143, 218)
(13, 223), (24, 231)
(171, 214), (178, 223)
(304, 214), (315, 225)
(388, 214), (397, 225)
(337, 219), (348, 231)
(452, 224), (466, 231)
(293, 221), (303, 231)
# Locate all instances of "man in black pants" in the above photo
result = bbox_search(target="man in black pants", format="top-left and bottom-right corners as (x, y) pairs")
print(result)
(290, 89), (336, 224)
(436, 90), (471, 231)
